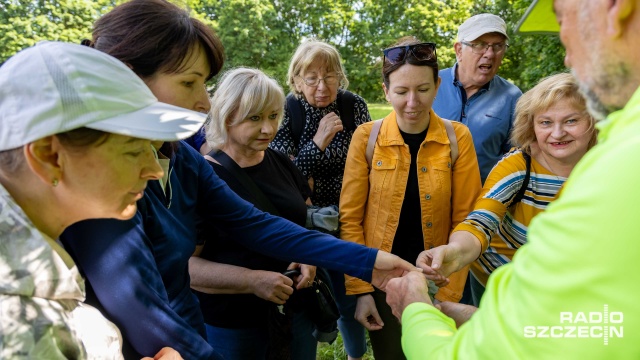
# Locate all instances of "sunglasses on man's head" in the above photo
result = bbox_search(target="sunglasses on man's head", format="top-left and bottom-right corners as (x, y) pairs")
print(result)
(382, 42), (437, 64)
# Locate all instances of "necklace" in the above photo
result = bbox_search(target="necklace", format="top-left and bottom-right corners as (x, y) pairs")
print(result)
(537, 153), (569, 180)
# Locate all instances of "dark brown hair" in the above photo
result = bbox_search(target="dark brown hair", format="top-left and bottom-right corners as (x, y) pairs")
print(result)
(382, 36), (439, 88)
(90, 0), (224, 80)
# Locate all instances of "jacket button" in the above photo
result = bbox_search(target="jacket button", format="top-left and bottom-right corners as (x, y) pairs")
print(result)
(429, 245), (434, 249)
(421, 166), (427, 172)
(447, 162), (452, 168)
(425, 194), (431, 200)
(426, 222), (432, 228)
(376, 160), (382, 166)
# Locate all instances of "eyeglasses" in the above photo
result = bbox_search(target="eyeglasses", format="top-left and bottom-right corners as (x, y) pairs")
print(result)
(461, 41), (509, 55)
(297, 74), (341, 87)
(382, 42), (437, 64)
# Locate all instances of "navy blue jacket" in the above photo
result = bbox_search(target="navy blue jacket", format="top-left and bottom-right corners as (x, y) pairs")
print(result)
(61, 142), (377, 359)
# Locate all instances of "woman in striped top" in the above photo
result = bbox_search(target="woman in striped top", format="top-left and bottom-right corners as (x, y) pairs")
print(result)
(418, 73), (597, 307)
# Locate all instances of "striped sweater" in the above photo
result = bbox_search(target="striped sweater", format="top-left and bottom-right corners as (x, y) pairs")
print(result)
(453, 149), (566, 285)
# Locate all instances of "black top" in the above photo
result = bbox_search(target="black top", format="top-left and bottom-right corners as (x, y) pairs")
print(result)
(392, 128), (429, 264)
(196, 148), (311, 328)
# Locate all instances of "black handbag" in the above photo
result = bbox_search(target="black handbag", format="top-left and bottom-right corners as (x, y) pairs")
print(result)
(283, 268), (340, 342)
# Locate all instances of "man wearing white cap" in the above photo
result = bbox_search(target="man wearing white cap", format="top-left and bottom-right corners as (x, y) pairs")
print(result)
(433, 13), (522, 185)
(0, 41), (204, 359)
(385, 0), (640, 358)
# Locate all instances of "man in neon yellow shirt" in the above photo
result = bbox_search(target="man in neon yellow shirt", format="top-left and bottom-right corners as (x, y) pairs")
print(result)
(385, 0), (640, 358)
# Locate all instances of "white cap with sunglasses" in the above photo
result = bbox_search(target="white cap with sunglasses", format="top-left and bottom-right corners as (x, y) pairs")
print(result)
(457, 13), (509, 42)
(0, 41), (207, 152)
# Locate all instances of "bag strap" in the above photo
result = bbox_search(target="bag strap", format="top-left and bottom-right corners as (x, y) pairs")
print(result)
(365, 119), (383, 169)
(511, 151), (532, 207)
(366, 118), (458, 170)
(286, 93), (305, 146)
(336, 89), (356, 132)
(442, 119), (458, 165)
(209, 150), (281, 216)
(288, 90), (357, 146)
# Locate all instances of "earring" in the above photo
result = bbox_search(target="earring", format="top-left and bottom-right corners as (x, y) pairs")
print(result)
(52, 178), (59, 187)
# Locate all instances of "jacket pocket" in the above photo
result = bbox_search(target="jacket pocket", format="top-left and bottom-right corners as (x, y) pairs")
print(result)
(432, 158), (452, 198)
(369, 155), (397, 200)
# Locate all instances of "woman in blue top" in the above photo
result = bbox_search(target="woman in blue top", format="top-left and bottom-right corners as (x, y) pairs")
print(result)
(60, 1), (418, 359)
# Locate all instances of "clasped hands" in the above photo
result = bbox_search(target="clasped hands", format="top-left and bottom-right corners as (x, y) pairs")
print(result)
(382, 244), (477, 327)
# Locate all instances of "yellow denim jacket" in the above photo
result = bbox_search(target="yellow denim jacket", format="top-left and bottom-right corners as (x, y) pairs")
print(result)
(339, 110), (481, 302)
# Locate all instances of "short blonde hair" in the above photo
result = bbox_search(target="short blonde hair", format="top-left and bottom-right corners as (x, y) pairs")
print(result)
(287, 39), (349, 95)
(511, 72), (597, 153)
(206, 67), (285, 150)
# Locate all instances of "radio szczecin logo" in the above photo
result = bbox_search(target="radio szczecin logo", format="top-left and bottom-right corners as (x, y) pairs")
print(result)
(523, 305), (623, 345)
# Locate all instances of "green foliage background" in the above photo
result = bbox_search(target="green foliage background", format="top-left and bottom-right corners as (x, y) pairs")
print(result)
(0, 0), (566, 102)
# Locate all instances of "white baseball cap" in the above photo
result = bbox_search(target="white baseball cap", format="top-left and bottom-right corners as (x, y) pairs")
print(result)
(457, 13), (509, 42)
(0, 41), (207, 151)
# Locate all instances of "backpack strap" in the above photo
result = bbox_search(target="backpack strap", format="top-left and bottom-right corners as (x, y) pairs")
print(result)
(365, 119), (383, 169)
(442, 119), (458, 165)
(286, 93), (305, 146)
(510, 151), (532, 207)
(336, 89), (357, 132)
(288, 90), (358, 147)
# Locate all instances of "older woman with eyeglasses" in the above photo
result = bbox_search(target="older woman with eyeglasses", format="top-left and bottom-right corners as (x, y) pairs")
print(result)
(270, 39), (371, 208)
(339, 36), (482, 360)
(269, 38), (372, 360)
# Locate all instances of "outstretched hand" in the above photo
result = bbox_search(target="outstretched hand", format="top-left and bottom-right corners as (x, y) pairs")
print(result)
(416, 244), (467, 286)
(385, 271), (433, 321)
(371, 251), (422, 291)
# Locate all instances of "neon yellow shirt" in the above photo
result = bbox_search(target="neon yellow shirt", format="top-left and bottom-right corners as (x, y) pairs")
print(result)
(401, 86), (640, 359)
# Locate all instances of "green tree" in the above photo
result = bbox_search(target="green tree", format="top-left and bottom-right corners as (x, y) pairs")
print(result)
(0, 0), (118, 63)
(0, 0), (565, 98)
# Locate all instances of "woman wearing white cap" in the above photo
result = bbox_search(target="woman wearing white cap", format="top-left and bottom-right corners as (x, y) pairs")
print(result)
(0, 42), (205, 359)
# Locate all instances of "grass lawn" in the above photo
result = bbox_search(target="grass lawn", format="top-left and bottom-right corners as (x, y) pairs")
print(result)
(317, 332), (375, 360)
(368, 103), (392, 120)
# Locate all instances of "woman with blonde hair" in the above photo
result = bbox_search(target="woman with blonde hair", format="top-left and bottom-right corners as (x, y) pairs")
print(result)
(190, 67), (321, 359)
(419, 72), (597, 307)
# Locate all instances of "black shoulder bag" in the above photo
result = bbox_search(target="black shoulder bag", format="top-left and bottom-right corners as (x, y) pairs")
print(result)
(510, 151), (532, 208)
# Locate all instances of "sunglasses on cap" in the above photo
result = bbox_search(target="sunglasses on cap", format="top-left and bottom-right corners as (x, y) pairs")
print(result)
(382, 42), (437, 64)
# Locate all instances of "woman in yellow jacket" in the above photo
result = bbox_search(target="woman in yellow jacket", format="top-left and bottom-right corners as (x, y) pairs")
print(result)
(339, 36), (481, 360)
